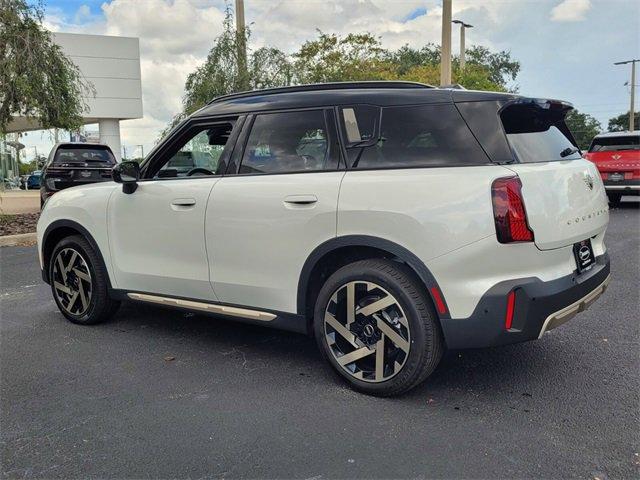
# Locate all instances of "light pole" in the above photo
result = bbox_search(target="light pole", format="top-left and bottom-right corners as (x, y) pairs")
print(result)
(452, 20), (473, 70)
(614, 59), (639, 131)
(235, 0), (248, 90)
(136, 144), (144, 159)
(440, 0), (452, 86)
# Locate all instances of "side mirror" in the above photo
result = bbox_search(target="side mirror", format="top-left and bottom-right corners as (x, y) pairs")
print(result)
(112, 161), (140, 194)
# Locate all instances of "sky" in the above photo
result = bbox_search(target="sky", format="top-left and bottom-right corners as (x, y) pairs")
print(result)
(18, 0), (640, 162)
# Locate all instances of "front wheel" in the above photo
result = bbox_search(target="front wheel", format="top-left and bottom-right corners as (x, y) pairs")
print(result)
(49, 235), (120, 325)
(313, 259), (444, 396)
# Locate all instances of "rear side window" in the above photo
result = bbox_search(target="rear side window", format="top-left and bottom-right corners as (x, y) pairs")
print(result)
(340, 104), (489, 169)
(588, 135), (640, 152)
(240, 110), (338, 174)
(501, 102), (581, 163)
(53, 146), (116, 165)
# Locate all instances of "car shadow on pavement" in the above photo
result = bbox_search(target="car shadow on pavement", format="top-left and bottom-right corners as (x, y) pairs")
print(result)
(106, 300), (569, 403)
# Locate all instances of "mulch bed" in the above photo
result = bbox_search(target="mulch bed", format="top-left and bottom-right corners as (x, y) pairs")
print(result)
(0, 213), (40, 236)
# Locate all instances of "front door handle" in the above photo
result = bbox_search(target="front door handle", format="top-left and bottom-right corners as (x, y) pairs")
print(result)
(171, 198), (196, 210)
(283, 194), (318, 206)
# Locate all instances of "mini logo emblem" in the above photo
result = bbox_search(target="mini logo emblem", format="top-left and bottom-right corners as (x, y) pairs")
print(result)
(578, 245), (591, 261)
(612, 154), (621, 160)
(584, 174), (594, 190)
(363, 324), (375, 337)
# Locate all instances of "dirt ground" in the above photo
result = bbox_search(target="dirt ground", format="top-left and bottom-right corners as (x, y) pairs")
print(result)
(0, 213), (39, 236)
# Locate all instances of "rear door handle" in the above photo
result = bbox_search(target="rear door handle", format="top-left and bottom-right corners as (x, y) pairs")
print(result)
(171, 198), (196, 210)
(283, 194), (318, 207)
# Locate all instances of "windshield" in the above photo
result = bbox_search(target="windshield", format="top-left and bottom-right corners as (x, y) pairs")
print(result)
(588, 135), (640, 152)
(53, 146), (116, 165)
(500, 102), (581, 163)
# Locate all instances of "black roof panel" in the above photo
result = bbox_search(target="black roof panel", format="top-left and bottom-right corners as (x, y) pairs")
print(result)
(195, 82), (456, 117)
(193, 82), (531, 118)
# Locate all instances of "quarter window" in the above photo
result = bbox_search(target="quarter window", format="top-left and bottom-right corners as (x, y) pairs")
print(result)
(240, 110), (336, 174)
(342, 104), (489, 169)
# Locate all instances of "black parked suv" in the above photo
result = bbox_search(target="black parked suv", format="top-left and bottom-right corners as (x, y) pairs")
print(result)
(40, 143), (117, 207)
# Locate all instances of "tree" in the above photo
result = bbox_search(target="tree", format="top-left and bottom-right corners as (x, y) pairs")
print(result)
(292, 33), (519, 92)
(607, 111), (640, 132)
(463, 45), (520, 91)
(172, 22), (522, 134)
(177, 5), (290, 126)
(565, 109), (602, 150)
(292, 31), (387, 84)
(0, 0), (93, 133)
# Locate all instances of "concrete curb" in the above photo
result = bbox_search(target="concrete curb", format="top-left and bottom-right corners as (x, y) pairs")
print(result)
(0, 232), (37, 247)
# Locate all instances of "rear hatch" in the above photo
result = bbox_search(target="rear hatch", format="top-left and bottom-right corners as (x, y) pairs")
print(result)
(45, 145), (116, 190)
(480, 98), (608, 250)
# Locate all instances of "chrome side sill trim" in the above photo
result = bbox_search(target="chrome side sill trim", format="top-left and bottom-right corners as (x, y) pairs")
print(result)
(127, 293), (277, 322)
(538, 274), (611, 338)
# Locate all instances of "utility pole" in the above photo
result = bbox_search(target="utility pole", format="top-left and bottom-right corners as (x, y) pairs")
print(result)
(452, 20), (473, 70)
(137, 144), (144, 158)
(235, 0), (248, 90)
(440, 0), (452, 86)
(615, 59), (639, 131)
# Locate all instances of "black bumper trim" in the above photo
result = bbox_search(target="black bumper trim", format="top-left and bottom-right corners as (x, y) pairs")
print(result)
(440, 253), (610, 349)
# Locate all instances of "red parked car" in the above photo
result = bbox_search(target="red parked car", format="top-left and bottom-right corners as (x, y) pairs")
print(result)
(584, 131), (640, 205)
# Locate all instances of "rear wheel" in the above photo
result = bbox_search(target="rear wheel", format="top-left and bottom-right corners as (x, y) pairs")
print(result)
(607, 192), (622, 207)
(314, 259), (443, 396)
(49, 235), (120, 325)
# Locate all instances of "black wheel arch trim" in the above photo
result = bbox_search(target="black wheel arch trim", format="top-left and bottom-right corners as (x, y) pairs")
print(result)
(41, 219), (112, 289)
(297, 235), (450, 320)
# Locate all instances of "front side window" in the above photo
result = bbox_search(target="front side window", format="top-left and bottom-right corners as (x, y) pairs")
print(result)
(341, 104), (488, 169)
(155, 123), (234, 178)
(240, 110), (336, 174)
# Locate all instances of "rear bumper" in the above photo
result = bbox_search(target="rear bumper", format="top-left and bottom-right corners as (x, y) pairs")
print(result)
(440, 253), (610, 349)
(604, 179), (640, 193)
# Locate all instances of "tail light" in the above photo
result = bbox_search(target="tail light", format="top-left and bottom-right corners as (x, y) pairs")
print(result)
(491, 176), (534, 243)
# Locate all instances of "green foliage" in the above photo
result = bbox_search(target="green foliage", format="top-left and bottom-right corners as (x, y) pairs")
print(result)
(0, 0), (94, 133)
(607, 111), (640, 132)
(177, 5), (291, 129)
(172, 12), (522, 135)
(292, 31), (387, 83)
(565, 110), (602, 150)
(463, 45), (520, 91)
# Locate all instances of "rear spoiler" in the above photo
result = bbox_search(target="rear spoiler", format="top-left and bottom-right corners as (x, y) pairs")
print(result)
(499, 97), (578, 149)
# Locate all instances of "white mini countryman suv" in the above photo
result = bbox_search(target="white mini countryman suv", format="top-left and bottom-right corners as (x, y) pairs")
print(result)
(37, 82), (611, 396)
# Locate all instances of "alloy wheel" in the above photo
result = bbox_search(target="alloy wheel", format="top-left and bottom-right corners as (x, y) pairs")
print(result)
(323, 281), (410, 383)
(52, 247), (93, 316)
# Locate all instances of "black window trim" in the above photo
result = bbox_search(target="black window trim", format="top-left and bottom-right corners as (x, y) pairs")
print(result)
(141, 116), (243, 181)
(225, 106), (344, 177)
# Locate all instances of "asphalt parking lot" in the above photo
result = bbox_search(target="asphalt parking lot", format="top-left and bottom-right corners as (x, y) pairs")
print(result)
(1, 200), (639, 479)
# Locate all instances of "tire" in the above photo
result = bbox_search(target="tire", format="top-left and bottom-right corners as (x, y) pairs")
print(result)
(49, 235), (120, 325)
(313, 259), (444, 396)
(607, 192), (622, 207)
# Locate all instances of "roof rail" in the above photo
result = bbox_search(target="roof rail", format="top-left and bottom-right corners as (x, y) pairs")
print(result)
(206, 81), (434, 105)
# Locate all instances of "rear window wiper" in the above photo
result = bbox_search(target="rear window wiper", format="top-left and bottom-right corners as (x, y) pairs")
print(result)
(560, 147), (580, 158)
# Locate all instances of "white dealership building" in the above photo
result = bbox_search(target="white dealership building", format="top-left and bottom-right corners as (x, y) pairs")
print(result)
(4, 32), (143, 163)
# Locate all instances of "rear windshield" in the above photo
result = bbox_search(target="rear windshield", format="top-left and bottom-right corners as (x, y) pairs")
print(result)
(588, 135), (640, 152)
(339, 104), (489, 169)
(501, 102), (581, 163)
(53, 146), (116, 165)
